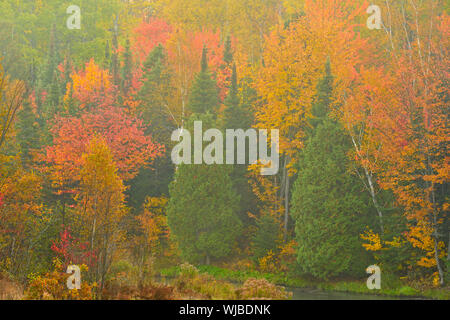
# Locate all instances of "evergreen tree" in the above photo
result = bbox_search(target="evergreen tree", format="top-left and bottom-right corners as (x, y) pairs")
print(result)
(291, 63), (372, 280)
(309, 58), (333, 130)
(62, 56), (72, 96)
(252, 214), (280, 261)
(16, 100), (40, 166)
(110, 18), (120, 87)
(187, 46), (219, 115)
(129, 45), (176, 211)
(222, 64), (255, 228)
(121, 38), (132, 96)
(223, 64), (251, 128)
(138, 44), (174, 143)
(104, 40), (111, 69)
(223, 35), (233, 65)
(167, 114), (242, 264)
(43, 24), (59, 87)
(49, 73), (60, 109)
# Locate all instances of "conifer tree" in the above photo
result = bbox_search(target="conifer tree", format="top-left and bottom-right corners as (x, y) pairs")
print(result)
(252, 214), (280, 261)
(104, 40), (110, 69)
(291, 63), (372, 279)
(222, 64), (255, 227)
(187, 46), (219, 115)
(223, 35), (233, 65)
(223, 64), (251, 128)
(309, 58), (333, 130)
(128, 44), (176, 210)
(121, 38), (132, 96)
(138, 44), (174, 143)
(110, 18), (120, 87)
(167, 114), (242, 264)
(16, 100), (40, 166)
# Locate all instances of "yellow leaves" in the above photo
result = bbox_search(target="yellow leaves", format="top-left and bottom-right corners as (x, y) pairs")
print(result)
(258, 240), (297, 273)
(76, 136), (127, 237)
(24, 259), (96, 300)
(248, 162), (283, 218)
(80, 136), (124, 199)
(0, 64), (25, 151)
(432, 272), (441, 287)
(258, 250), (277, 273)
(68, 59), (111, 109)
(404, 221), (447, 269)
(361, 229), (407, 253)
(255, 23), (315, 162)
(361, 229), (384, 252)
(384, 237), (403, 249)
(406, 221), (434, 253)
(136, 196), (170, 253)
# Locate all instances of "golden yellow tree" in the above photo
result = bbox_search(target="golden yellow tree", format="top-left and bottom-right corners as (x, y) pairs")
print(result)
(252, 0), (368, 240)
(74, 136), (127, 292)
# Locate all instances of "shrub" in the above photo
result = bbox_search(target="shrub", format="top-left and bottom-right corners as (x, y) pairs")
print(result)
(24, 259), (96, 300)
(179, 263), (199, 279)
(236, 278), (292, 300)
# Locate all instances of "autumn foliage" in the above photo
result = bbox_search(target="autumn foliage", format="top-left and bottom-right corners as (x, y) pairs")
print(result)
(0, 0), (448, 300)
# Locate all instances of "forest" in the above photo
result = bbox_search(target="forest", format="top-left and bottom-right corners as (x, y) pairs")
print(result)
(0, 0), (448, 300)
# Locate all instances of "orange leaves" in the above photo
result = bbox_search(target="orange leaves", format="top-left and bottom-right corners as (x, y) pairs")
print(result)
(166, 28), (231, 102)
(68, 59), (112, 110)
(344, 5), (449, 281)
(133, 18), (173, 63)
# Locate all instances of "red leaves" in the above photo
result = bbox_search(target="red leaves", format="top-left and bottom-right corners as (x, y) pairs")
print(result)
(45, 60), (164, 194)
(46, 104), (164, 183)
(51, 227), (97, 268)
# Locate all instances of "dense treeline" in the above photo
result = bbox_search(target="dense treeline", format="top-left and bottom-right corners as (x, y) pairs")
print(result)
(0, 0), (448, 299)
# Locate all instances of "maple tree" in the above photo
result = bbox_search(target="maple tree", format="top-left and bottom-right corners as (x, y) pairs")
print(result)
(46, 60), (163, 187)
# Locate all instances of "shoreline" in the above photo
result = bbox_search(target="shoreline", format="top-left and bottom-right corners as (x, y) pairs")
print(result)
(158, 265), (449, 300)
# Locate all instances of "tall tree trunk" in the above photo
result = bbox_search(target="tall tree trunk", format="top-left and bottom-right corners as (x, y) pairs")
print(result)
(428, 153), (444, 285)
(364, 167), (384, 234)
(283, 155), (290, 242)
(349, 134), (384, 233)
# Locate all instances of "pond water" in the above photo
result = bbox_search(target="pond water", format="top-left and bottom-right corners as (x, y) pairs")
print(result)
(286, 287), (422, 300)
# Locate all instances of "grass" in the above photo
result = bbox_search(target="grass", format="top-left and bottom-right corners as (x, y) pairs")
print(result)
(0, 272), (23, 300)
(162, 263), (291, 300)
